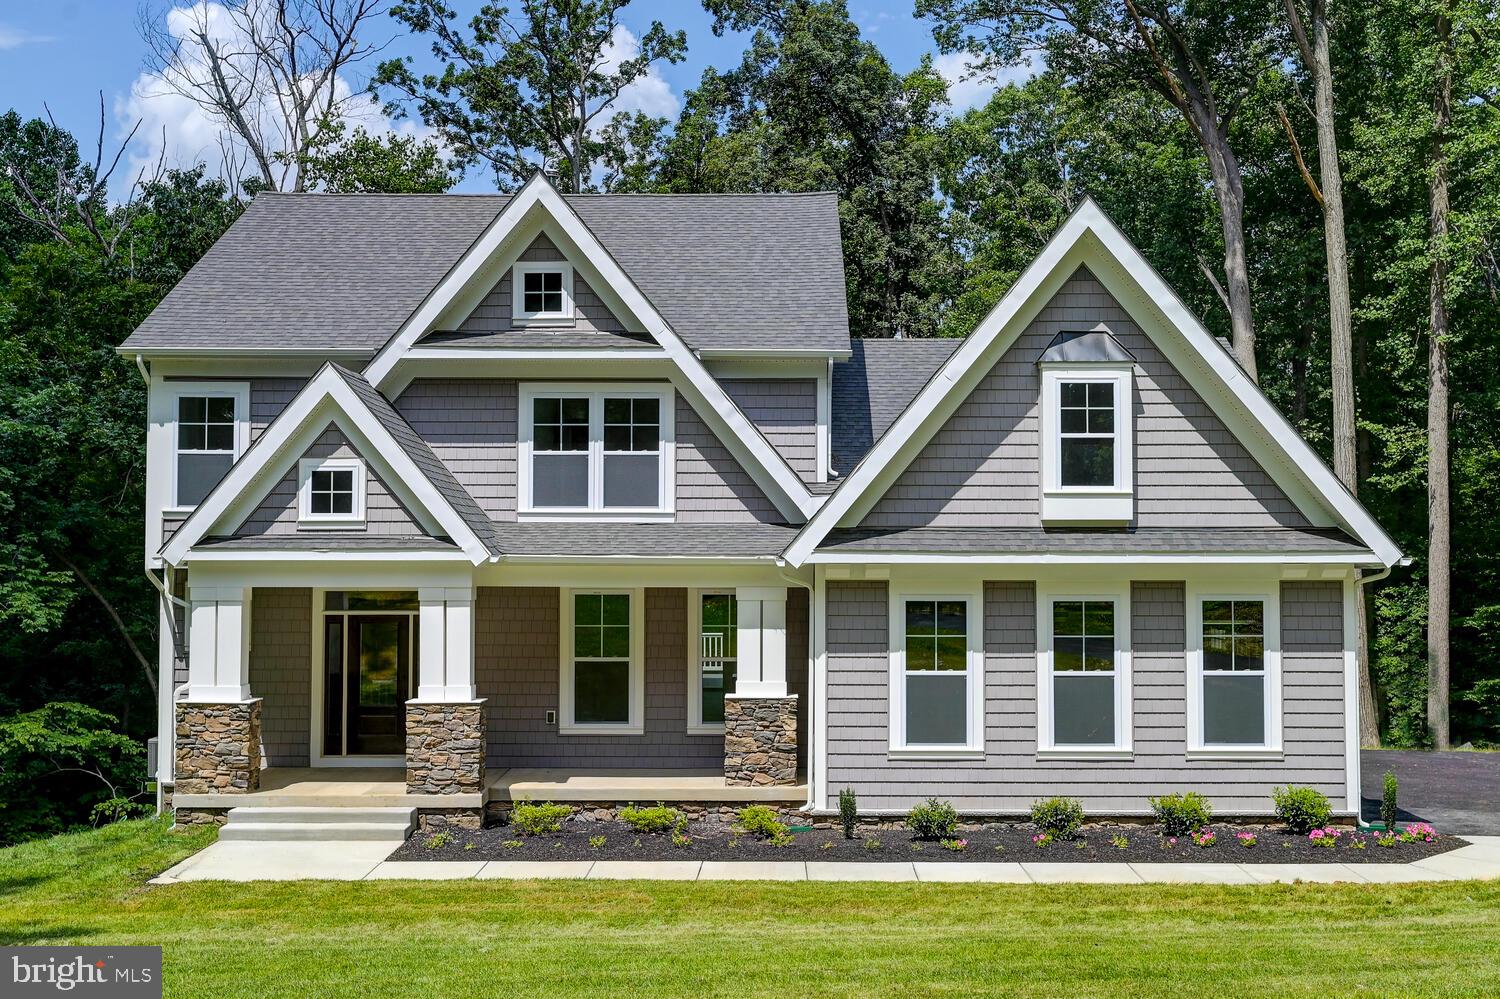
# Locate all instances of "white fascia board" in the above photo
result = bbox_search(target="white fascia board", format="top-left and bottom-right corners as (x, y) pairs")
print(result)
(362, 173), (817, 523)
(805, 551), (1381, 566)
(784, 198), (1402, 568)
(185, 550), (471, 563)
(404, 348), (667, 362)
(161, 366), (488, 565)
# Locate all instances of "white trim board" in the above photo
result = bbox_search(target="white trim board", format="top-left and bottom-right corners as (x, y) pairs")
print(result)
(783, 198), (1402, 568)
(159, 365), (490, 565)
(361, 172), (817, 523)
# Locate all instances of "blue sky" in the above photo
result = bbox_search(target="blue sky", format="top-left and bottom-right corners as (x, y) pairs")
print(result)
(0, 2), (1001, 194)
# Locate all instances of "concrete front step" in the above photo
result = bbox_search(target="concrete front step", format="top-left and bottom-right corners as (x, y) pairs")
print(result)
(219, 805), (416, 842)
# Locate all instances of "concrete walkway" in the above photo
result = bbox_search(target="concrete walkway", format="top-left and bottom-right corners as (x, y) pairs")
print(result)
(151, 836), (1500, 885)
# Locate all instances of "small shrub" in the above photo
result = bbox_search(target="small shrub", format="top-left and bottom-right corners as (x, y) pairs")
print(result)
(727, 836), (741, 849)
(907, 798), (959, 840)
(1111, 834), (1129, 850)
(909, 842), (924, 852)
(1375, 832), (1399, 849)
(863, 837), (882, 852)
(1073, 839), (1088, 851)
(501, 839), (523, 849)
(1308, 826), (1339, 848)
(619, 803), (685, 834)
(670, 829), (693, 849)
(819, 840), (834, 851)
(1149, 792), (1214, 838)
(1031, 831), (1054, 848)
(737, 805), (789, 840)
(940, 837), (968, 852)
(424, 831), (451, 850)
(1030, 796), (1085, 839)
(1191, 828), (1216, 848)
(588, 835), (606, 850)
(1381, 771), (1400, 829)
(463, 842), (476, 851)
(1349, 835), (1367, 850)
(838, 786), (859, 840)
(1272, 785), (1333, 834)
(512, 801), (572, 836)
(1236, 831), (1257, 849)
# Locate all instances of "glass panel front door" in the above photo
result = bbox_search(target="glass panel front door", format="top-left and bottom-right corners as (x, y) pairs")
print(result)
(345, 615), (409, 755)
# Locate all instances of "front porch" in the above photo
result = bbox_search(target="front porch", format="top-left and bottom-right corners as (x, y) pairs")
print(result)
(173, 766), (810, 812)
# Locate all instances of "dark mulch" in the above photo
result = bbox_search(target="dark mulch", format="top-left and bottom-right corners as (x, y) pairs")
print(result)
(389, 820), (1463, 865)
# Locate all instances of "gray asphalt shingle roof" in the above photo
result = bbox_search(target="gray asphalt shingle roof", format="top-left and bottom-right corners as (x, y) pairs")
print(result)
(122, 191), (850, 356)
(831, 338), (961, 475)
(490, 522), (798, 558)
(815, 526), (1375, 557)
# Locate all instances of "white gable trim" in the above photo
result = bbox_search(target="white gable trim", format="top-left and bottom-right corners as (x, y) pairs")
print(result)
(362, 174), (817, 522)
(784, 199), (1402, 568)
(160, 366), (490, 565)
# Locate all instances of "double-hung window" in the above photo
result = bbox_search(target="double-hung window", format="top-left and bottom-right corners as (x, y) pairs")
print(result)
(512, 262), (573, 322)
(168, 382), (249, 509)
(688, 592), (737, 732)
(298, 457), (366, 527)
(1189, 590), (1281, 756)
(1039, 365), (1133, 522)
(889, 590), (982, 757)
(520, 384), (674, 517)
(560, 589), (644, 734)
(1039, 589), (1132, 756)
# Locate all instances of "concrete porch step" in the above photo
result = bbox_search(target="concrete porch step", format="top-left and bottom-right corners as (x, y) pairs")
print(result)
(219, 806), (416, 842)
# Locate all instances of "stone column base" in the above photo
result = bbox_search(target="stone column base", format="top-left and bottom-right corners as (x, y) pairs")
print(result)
(406, 700), (486, 796)
(724, 695), (798, 786)
(174, 699), (262, 796)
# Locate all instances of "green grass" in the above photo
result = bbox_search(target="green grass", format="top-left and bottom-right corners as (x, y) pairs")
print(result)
(3, 820), (1500, 998)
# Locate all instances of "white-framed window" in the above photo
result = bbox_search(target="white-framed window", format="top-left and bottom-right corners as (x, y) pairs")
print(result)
(888, 587), (984, 758)
(168, 382), (250, 509)
(297, 457), (366, 527)
(518, 383), (675, 518)
(1037, 586), (1133, 757)
(687, 591), (737, 734)
(1038, 366), (1133, 521)
(1187, 588), (1282, 757)
(511, 261), (574, 322)
(559, 588), (645, 735)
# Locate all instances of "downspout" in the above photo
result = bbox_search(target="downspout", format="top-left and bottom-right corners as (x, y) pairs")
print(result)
(777, 560), (818, 812)
(1351, 559), (1405, 828)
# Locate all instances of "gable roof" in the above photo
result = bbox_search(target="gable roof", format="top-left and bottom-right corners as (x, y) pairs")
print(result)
(160, 364), (497, 565)
(120, 190), (849, 357)
(785, 198), (1403, 568)
(832, 338), (960, 475)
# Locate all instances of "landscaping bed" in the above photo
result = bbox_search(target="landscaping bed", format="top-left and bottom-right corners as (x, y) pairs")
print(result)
(389, 818), (1462, 865)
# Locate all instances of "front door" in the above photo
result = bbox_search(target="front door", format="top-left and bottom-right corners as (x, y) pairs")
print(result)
(346, 615), (409, 755)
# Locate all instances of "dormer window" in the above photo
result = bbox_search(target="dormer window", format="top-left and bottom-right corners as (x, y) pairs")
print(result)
(298, 457), (366, 527)
(512, 262), (574, 323)
(1038, 329), (1134, 522)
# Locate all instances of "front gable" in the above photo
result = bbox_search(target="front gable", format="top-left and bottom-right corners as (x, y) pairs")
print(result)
(785, 199), (1402, 567)
(860, 266), (1307, 530)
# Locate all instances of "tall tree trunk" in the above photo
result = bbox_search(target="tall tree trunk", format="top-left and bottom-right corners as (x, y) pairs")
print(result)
(1197, 122), (1259, 381)
(1426, 7), (1453, 750)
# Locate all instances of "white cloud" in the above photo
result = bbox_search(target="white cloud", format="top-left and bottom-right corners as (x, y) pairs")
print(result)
(934, 49), (1043, 114)
(595, 24), (680, 124)
(0, 23), (55, 49)
(118, 1), (434, 190)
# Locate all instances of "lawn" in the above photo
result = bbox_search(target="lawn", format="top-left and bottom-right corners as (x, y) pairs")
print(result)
(3, 820), (1500, 998)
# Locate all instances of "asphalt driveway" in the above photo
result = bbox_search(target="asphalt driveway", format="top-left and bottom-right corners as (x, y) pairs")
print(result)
(1362, 750), (1500, 834)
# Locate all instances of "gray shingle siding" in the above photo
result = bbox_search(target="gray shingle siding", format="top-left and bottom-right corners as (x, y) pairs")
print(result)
(454, 234), (632, 336)
(719, 378), (818, 482)
(823, 577), (1348, 813)
(476, 586), (809, 770)
(1282, 581), (1344, 651)
(860, 267), (1309, 530)
(395, 378), (518, 521)
(675, 393), (784, 523)
(248, 587), (311, 767)
(232, 423), (428, 537)
(250, 378), (306, 441)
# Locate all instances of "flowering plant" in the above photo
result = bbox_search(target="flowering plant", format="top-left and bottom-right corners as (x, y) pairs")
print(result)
(1192, 828), (1217, 848)
(1236, 831), (1257, 848)
(1401, 822), (1437, 843)
(1307, 826), (1340, 848)
(1374, 831), (1399, 848)
(1111, 834), (1130, 850)
(1032, 831), (1054, 848)
(941, 838), (968, 852)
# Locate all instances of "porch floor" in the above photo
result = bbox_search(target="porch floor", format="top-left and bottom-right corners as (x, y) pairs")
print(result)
(173, 767), (807, 810)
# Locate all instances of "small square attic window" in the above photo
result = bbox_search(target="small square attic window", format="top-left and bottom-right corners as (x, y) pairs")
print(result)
(512, 262), (574, 322)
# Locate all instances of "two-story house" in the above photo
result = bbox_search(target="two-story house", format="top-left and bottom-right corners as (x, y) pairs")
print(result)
(122, 174), (1401, 837)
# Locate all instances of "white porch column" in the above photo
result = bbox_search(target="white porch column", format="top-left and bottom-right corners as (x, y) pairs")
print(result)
(184, 585), (252, 702)
(417, 587), (476, 701)
(733, 586), (788, 698)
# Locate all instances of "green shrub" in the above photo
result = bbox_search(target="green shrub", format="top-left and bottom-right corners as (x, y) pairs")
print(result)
(838, 786), (859, 839)
(736, 804), (789, 841)
(619, 803), (685, 834)
(1149, 792), (1214, 837)
(511, 801), (572, 835)
(1029, 796), (1085, 839)
(906, 797), (958, 840)
(1272, 785), (1333, 834)
(1381, 771), (1399, 830)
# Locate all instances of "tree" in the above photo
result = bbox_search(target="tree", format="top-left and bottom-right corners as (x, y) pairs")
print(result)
(294, 118), (457, 192)
(1426, 6), (1453, 750)
(375, 0), (686, 192)
(139, 0), (389, 192)
(921, 0), (1279, 379)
